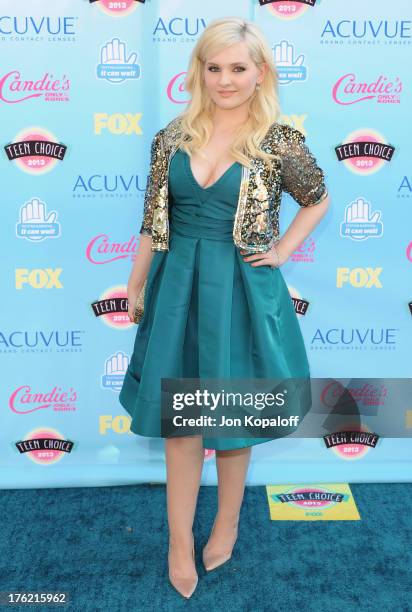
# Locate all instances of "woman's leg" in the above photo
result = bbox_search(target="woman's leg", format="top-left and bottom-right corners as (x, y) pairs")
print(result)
(166, 435), (205, 576)
(204, 446), (252, 558)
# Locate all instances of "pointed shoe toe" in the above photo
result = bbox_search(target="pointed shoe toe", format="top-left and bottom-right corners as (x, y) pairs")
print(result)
(202, 549), (232, 572)
(202, 519), (238, 572)
(168, 541), (198, 598)
(169, 574), (199, 599)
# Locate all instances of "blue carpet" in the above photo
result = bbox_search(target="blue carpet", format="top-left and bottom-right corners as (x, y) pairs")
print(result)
(0, 483), (411, 611)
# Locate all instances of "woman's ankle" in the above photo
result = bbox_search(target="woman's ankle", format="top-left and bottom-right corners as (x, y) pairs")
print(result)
(214, 513), (239, 530)
(168, 531), (194, 548)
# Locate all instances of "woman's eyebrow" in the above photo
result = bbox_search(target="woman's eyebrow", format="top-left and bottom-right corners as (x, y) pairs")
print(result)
(206, 61), (247, 66)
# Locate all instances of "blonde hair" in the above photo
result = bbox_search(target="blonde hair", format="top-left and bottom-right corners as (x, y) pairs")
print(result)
(174, 16), (281, 171)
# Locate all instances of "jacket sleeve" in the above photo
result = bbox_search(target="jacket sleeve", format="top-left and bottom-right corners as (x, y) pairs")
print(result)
(280, 126), (328, 207)
(139, 129), (164, 236)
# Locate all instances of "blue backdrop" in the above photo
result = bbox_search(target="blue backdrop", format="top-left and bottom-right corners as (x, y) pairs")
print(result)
(1, 0), (411, 488)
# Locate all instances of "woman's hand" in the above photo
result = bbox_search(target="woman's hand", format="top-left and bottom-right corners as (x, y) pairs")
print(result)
(127, 281), (145, 323)
(240, 241), (288, 268)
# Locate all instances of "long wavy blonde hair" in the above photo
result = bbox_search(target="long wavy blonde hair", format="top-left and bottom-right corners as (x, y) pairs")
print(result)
(174, 16), (281, 170)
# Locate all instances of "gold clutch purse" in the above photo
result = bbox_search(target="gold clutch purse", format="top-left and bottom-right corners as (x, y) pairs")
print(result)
(133, 279), (147, 324)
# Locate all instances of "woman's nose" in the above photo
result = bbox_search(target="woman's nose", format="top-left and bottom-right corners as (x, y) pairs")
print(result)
(218, 73), (232, 85)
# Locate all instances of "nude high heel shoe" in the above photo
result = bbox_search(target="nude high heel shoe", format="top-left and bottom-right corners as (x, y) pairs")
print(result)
(202, 518), (239, 572)
(168, 536), (198, 599)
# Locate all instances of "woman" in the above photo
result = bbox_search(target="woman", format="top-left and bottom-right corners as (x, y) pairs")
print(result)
(119, 16), (329, 599)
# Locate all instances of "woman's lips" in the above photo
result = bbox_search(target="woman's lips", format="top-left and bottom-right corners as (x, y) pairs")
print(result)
(218, 91), (236, 97)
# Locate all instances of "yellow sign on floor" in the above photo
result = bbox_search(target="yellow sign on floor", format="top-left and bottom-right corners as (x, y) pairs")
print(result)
(266, 483), (360, 520)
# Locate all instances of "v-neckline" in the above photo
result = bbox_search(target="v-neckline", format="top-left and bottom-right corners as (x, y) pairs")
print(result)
(184, 150), (238, 191)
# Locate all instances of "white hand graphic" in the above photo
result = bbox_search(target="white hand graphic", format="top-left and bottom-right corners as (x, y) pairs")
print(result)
(106, 351), (129, 377)
(274, 40), (304, 68)
(101, 38), (137, 66)
(21, 198), (57, 224)
(345, 198), (381, 224)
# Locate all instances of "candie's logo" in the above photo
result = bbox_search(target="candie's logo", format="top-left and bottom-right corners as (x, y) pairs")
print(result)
(290, 237), (316, 263)
(4, 127), (67, 174)
(86, 233), (139, 264)
(0, 70), (70, 104)
(335, 129), (395, 175)
(320, 380), (388, 408)
(332, 73), (402, 106)
(167, 72), (189, 104)
(406, 241), (412, 263)
(10, 385), (78, 414)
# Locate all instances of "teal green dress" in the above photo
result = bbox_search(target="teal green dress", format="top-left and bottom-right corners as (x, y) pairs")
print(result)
(119, 148), (312, 450)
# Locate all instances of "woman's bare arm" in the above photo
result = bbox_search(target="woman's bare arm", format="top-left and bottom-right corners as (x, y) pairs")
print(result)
(276, 194), (330, 261)
(128, 233), (154, 289)
(241, 195), (330, 267)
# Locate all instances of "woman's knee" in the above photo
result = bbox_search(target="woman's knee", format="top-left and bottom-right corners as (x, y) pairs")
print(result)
(166, 435), (203, 453)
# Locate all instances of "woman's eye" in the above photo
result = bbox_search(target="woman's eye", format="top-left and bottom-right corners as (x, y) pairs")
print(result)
(207, 66), (245, 72)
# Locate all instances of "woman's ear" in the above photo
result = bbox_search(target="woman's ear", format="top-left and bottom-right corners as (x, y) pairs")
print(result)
(258, 62), (269, 84)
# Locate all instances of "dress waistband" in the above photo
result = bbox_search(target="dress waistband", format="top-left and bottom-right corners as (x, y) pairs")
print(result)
(170, 209), (234, 242)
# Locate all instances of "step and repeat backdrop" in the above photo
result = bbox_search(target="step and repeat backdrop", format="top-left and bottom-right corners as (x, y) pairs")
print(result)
(1, 0), (411, 488)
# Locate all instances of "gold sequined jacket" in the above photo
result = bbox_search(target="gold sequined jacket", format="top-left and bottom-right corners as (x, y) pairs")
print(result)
(139, 116), (328, 253)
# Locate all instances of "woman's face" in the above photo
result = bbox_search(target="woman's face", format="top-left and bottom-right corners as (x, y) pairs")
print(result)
(203, 40), (266, 111)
